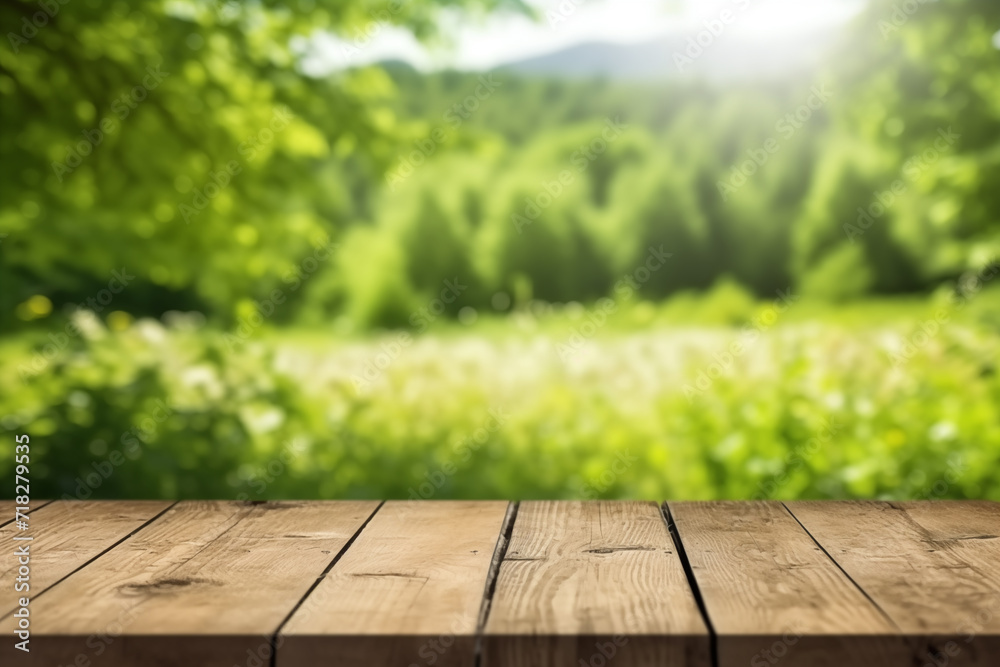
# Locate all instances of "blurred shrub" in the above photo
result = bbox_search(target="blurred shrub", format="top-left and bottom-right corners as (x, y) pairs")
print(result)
(1, 312), (327, 498)
(2, 304), (998, 501)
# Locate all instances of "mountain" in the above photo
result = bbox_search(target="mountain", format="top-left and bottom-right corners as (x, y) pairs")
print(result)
(494, 29), (842, 81)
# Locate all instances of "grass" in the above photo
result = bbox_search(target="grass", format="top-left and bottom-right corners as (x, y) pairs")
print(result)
(2, 288), (999, 501)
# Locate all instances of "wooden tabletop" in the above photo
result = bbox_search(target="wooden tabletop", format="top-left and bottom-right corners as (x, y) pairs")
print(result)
(1, 500), (998, 666)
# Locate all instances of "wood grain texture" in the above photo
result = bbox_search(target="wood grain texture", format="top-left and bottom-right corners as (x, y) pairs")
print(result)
(0, 500), (172, 616)
(669, 500), (912, 667)
(0, 499), (53, 527)
(278, 500), (511, 667)
(483, 501), (710, 667)
(0, 500), (378, 667)
(1, 499), (995, 667)
(787, 500), (1000, 667)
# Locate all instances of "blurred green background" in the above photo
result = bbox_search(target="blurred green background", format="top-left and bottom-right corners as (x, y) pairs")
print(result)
(1, 0), (999, 500)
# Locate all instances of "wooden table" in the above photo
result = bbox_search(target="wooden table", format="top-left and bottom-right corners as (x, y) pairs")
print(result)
(1, 500), (998, 666)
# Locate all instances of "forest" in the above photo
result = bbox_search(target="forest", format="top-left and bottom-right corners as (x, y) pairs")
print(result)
(1, 0), (999, 500)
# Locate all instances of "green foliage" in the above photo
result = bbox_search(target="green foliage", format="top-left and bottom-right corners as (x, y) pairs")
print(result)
(3, 295), (999, 500)
(0, 313), (327, 498)
(0, 0), (528, 328)
(798, 0), (1000, 285)
(5, 0), (999, 329)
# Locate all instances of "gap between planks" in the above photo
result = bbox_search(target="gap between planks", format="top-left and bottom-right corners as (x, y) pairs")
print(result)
(3, 500), (385, 667)
(0, 500), (177, 620)
(0, 499), (55, 529)
(267, 500), (386, 667)
(780, 500), (903, 635)
(668, 500), (910, 667)
(473, 501), (519, 667)
(276, 500), (514, 667)
(663, 502), (719, 667)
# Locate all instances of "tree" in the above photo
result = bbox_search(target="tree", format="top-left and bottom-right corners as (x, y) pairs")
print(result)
(0, 0), (528, 329)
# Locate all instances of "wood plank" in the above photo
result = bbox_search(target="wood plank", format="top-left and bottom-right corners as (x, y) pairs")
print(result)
(787, 500), (1000, 667)
(0, 500), (379, 667)
(278, 500), (511, 667)
(669, 500), (912, 667)
(0, 499), (53, 527)
(483, 500), (711, 667)
(0, 500), (172, 616)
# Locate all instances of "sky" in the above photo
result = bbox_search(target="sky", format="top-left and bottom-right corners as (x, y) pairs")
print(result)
(301, 0), (867, 75)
